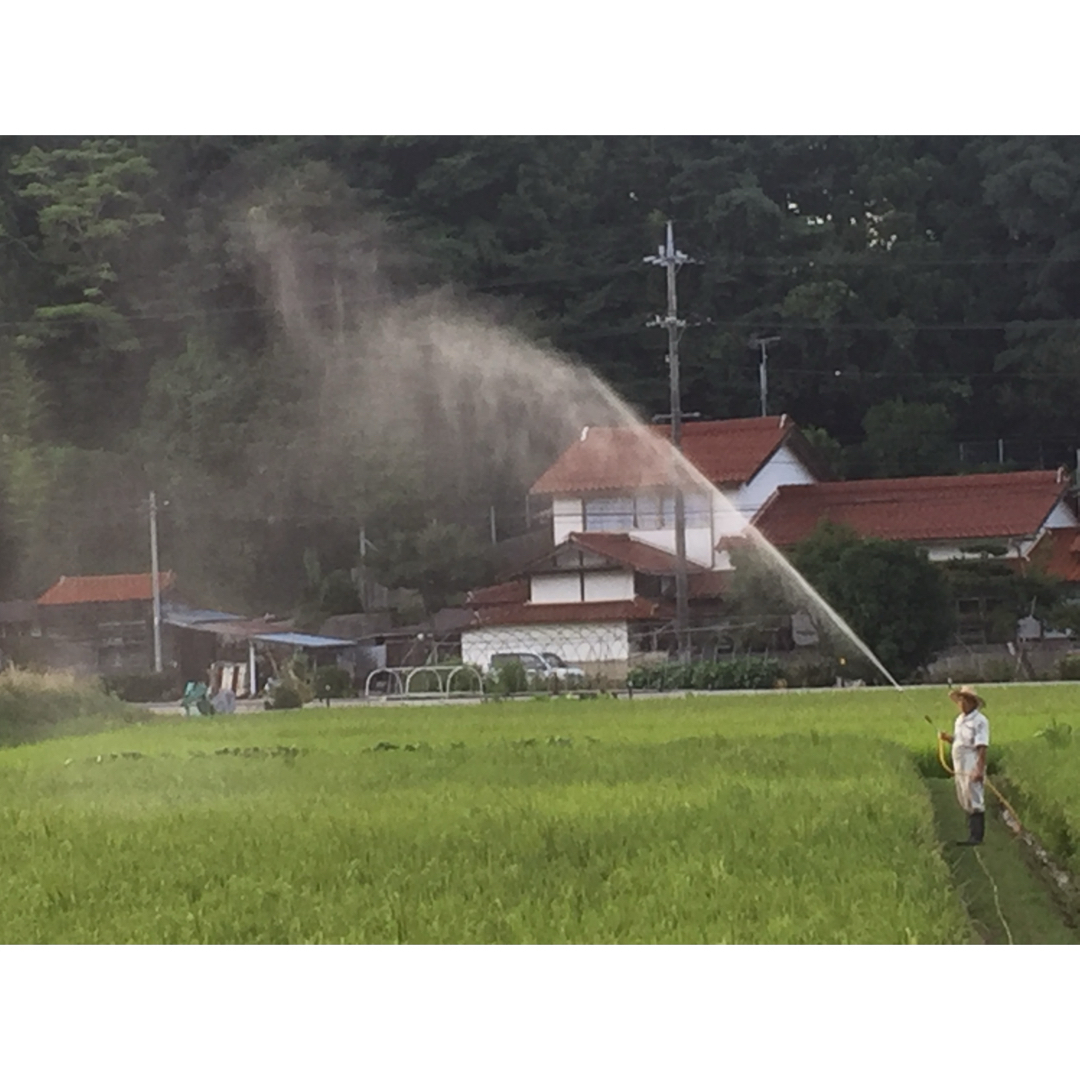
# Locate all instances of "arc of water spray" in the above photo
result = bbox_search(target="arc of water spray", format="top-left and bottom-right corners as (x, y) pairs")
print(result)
(242, 211), (904, 694)
(573, 369), (905, 692)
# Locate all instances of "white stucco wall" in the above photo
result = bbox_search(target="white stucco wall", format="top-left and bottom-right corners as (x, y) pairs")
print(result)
(627, 526), (714, 567)
(552, 498), (583, 544)
(708, 445), (817, 560)
(531, 573), (583, 604)
(582, 569), (634, 602)
(461, 622), (631, 667)
(710, 492), (750, 551)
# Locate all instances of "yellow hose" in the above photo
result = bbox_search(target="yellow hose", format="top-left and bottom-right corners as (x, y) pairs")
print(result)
(935, 731), (1023, 828)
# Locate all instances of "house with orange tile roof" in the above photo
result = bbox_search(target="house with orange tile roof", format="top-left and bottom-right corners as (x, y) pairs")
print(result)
(529, 415), (824, 567)
(462, 416), (820, 674)
(32, 572), (357, 688)
(461, 531), (728, 674)
(464, 415), (1080, 673)
(35, 571), (178, 675)
(752, 470), (1077, 561)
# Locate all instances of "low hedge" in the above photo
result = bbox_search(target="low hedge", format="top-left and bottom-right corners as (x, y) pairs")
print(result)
(628, 657), (784, 691)
(102, 671), (184, 703)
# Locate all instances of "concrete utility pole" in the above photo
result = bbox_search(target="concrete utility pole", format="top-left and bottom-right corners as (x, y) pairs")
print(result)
(645, 221), (693, 662)
(749, 335), (780, 417)
(148, 491), (163, 673)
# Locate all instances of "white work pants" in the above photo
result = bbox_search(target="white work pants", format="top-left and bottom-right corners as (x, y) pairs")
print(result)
(952, 744), (985, 814)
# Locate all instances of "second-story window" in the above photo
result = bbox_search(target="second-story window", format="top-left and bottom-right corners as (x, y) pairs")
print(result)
(582, 492), (712, 532)
(635, 494), (664, 530)
(685, 491), (711, 528)
(583, 496), (635, 531)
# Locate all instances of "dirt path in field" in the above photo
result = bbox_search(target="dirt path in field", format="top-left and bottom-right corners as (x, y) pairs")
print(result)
(926, 778), (1080, 945)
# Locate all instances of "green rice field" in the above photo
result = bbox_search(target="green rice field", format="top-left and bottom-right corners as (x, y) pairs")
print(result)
(1, 685), (1077, 943)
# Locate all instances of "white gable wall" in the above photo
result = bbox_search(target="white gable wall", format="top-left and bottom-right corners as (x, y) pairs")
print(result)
(733, 445), (817, 518)
(1044, 501), (1079, 529)
(582, 569), (635, 602)
(530, 569), (636, 603)
(531, 573), (583, 604)
(709, 447), (817, 566)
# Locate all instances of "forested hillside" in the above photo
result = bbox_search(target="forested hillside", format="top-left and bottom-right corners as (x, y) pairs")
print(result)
(2, 136), (1079, 613)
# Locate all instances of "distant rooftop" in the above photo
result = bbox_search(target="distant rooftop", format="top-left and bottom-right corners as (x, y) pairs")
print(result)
(38, 572), (176, 606)
(530, 415), (809, 495)
(753, 470), (1071, 547)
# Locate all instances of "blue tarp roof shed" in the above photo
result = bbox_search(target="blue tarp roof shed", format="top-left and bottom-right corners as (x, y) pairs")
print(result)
(163, 606), (244, 628)
(253, 632), (356, 649)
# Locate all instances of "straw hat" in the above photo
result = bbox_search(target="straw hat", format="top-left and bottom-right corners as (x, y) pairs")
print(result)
(948, 684), (985, 710)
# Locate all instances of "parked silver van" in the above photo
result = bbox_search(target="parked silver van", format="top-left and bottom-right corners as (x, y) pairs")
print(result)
(489, 651), (585, 683)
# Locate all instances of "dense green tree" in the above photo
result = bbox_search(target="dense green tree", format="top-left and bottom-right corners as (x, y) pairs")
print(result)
(941, 554), (1061, 645)
(851, 399), (955, 478)
(366, 519), (492, 617)
(9, 139), (164, 445)
(3, 136), (1080, 618)
(793, 522), (954, 681)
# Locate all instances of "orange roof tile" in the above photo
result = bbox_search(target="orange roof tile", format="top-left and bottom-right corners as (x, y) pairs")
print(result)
(530, 416), (802, 495)
(566, 532), (691, 573)
(468, 535), (727, 613)
(753, 471), (1070, 548)
(37, 572), (176, 606)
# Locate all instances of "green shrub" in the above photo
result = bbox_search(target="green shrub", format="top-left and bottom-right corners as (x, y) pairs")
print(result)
(1058, 654), (1080, 681)
(781, 660), (839, 688)
(267, 683), (305, 710)
(102, 671), (183, 703)
(264, 666), (313, 710)
(312, 666), (353, 699)
(486, 659), (529, 697)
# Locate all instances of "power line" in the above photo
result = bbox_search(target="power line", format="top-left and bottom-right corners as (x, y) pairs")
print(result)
(767, 365), (1080, 382)
(558, 318), (1080, 344)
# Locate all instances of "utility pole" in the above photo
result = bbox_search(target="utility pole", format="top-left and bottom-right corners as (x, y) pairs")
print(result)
(749, 335), (780, 417)
(646, 221), (693, 662)
(148, 491), (163, 673)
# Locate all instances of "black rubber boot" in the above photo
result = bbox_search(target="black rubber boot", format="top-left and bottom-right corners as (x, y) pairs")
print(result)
(957, 811), (985, 846)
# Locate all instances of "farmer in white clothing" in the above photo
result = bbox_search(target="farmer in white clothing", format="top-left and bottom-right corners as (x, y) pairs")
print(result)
(939, 685), (990, 846)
